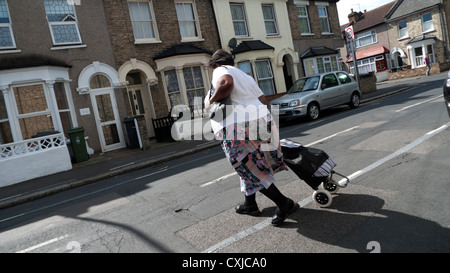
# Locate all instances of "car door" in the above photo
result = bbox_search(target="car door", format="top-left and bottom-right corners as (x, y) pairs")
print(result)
(336, 72), (356, 102)
(319, 73), (341, 108)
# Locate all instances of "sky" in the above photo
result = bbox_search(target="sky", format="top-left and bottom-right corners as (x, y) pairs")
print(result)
(336, 0), (396, 26)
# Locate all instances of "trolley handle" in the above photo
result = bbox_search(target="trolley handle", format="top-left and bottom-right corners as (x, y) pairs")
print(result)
(329, 170), (350, 188)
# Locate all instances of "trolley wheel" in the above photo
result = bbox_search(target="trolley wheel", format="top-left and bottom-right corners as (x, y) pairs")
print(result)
(322, 181), (340, 194)
(313, 190), (332, 208)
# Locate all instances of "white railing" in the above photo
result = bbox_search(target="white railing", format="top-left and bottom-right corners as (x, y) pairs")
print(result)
(0, 133), (66, 160)
(415, 56), (424, 67)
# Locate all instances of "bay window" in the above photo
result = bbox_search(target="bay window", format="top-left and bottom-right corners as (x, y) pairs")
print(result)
(164, 66), (207, 114)
(0, 93), (13, 144)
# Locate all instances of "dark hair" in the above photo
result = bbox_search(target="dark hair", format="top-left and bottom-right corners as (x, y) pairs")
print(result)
(209, 49), (234, 68)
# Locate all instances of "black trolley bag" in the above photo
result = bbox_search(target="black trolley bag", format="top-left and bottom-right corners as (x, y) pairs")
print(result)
(280, 138), (350, 207)
(280, 139), (336, 190)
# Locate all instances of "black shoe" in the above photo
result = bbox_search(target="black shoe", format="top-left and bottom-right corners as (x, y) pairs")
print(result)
(271, 199), (299, 227)
(235, 204), (261, 216)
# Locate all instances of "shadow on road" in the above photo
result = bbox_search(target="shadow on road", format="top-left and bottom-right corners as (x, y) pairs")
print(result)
(277, 193), (450, 253)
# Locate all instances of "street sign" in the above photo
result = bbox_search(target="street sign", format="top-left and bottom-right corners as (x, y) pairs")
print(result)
(345, 26), (354, 40)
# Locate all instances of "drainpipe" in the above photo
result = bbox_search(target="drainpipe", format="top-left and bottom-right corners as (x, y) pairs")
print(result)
(438, 2), (450, 60)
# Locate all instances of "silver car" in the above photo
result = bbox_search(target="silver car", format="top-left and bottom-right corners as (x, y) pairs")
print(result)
(443, 70), (450, 117)
(271, 71), (361, 121)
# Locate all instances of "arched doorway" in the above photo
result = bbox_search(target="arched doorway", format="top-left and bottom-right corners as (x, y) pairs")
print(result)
(118, 59), (158, 138)
(282, 55), (294, 91)
(89, 74), (125, 152)
(277, 48), (299, 93)
(77, 61), (125, 152)
(126, 70), (155, 137)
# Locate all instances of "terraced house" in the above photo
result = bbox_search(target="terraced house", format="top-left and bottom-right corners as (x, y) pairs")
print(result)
(0, 0), (120, 185)
(211, 0), (300, 97)
(287, 0), (345, 78)
(340, 0), (450, 80)
(385, 0), (450, 76)
(0, 0), (353, 185)
(102, 0), (220, 141)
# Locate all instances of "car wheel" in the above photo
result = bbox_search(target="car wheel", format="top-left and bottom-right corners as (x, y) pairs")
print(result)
(349, 92), (360, 109)
(307, 103), (320, 120)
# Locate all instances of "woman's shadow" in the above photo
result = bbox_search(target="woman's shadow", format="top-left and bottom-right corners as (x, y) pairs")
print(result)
(262, 193), (450, 253)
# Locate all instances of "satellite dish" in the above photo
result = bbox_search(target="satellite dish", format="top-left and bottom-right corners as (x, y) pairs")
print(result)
(228, 38), (237, 49)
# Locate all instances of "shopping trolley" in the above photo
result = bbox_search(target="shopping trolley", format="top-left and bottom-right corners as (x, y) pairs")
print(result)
(280, 139), (350, 207)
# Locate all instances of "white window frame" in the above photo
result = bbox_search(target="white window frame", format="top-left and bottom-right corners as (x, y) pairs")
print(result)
(175, 0), (203, 42)
(296, 5), (311, 35)
(303, 55), (339, 76)
(11, 83), (54, 140)
(237, 61), (254, 77)
(407, 38), (436, 69)
(128, 0), (160, 44)
(44, 0), (82, 46)
(0, 0), (16, 50)
(163, 66), (207, 115)
(317, 6), (330, 34)
(398, 20), (408, 39)
(255, 59), (275, 96)
(355, 30), (377, 48)
(422, 12), (434, 33)
(262, 4), (278, 36)
(230, 3), (249, 37)
(350, 57), (376, 75)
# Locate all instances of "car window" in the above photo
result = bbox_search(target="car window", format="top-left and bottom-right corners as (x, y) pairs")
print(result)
(288, 76), (320, 93)
(321, 74), (339, 89)
(336, 72), (352, 84)
(304, 77), (319, 91)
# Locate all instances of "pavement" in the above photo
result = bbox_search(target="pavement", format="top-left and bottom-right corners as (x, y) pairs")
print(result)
(0, 75), (432, 209)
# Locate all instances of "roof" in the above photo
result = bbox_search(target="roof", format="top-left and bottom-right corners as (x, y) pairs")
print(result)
(0, 54), (71, 71)
(231, 40), (274, 55)
(406, 34), (436, 45)
(300, 46), (338, 58)
(340, 1), (396, 33)
(386, 0), (441, 21)
(154, 44), (212, 60)
(347, 46), (390, 62)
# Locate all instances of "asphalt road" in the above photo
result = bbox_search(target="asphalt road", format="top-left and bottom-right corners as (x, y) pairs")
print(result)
(0, 74), (449, 256)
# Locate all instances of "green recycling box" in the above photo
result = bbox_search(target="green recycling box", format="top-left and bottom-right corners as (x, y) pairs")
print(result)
(67, 126), (89, 163)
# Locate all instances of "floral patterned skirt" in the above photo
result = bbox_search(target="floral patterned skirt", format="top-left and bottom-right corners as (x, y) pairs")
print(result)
(219, 115), (288, 196)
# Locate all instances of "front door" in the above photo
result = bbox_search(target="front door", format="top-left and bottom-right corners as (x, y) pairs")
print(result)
(91, 89), (125, 152)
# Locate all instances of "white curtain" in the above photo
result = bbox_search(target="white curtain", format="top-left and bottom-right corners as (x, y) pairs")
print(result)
(176, 3), (196, 37)
(128, 1), (154, 39)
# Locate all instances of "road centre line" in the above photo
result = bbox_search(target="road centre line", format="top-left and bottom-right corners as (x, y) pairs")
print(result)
(202, 121), (450, 253)
(395, 95), (443, 112)
(199, 126), (360, 188)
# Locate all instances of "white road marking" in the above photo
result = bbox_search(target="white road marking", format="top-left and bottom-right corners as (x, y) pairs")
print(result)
(109, 162), (135, 171)
(306, 126), (359, 146)
(202, 122), (450, 253)
(200, 172), (237, 187)
(199, 126), (360, 188)
(16, 234), (68, 253)
(395, 95), (442, 112)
